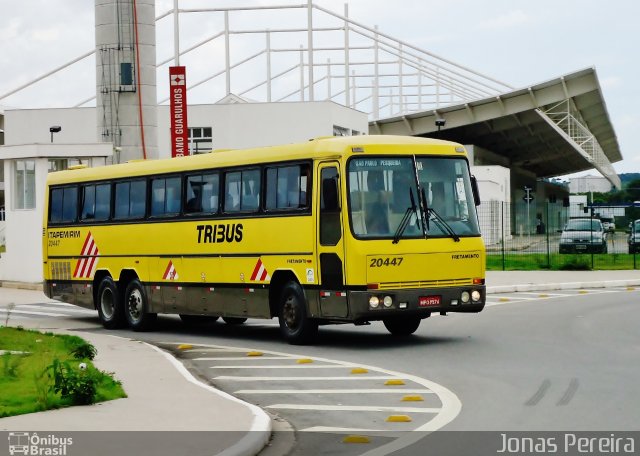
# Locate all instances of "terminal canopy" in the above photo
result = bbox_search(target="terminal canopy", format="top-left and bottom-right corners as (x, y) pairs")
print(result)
(370, 68), (621, 188)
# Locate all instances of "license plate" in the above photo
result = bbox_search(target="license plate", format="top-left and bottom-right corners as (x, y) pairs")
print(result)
(576, 245), (587, 250)
(419, 296), (441, 307)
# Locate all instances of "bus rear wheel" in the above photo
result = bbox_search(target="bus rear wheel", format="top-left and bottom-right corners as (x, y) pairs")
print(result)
(278, 281), (318, 345)
(96, 276), (125, 329)
(124, 279), (157, 331)
(383, 316), (421, 336)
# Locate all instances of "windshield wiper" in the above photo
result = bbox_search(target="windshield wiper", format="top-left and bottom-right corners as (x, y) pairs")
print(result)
(420, 187), (430, 232)
(392, 189), (419, 244)
(428, 207), (460, 242)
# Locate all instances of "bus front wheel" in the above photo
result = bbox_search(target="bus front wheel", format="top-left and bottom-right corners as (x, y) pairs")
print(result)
(383, 316), (421, 336)
(124, 279), (157, 331)
(96, 276), (125, 329)
(278, 281), (318, 345)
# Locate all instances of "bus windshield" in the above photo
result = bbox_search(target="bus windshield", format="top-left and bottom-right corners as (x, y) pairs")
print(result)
(347, 156), (480, 240)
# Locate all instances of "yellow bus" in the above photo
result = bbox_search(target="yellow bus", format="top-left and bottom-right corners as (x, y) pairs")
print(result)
(43, 135), (485, 344)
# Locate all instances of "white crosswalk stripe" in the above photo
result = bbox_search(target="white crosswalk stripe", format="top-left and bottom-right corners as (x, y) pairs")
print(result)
(0, 303), (95, 319)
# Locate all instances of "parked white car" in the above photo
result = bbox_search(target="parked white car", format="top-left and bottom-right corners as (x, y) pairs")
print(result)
(559, 218), (607, 254)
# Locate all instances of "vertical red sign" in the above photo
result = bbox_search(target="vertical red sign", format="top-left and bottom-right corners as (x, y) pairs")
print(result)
(169, 66), (189, 158)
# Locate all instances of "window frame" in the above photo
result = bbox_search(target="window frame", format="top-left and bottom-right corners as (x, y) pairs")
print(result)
(14, 159), (37, 210)
(183, 170), (221, 216)
(48, 185), (79, 225)
(223, 167), (262, 215)
(114, 179), (148, 221)
(79, 183), (112, 223)
(150, 175), (182, 218)
(264, 163), (311, 213)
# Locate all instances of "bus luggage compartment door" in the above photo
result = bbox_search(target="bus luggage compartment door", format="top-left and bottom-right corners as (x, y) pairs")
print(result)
(156, 258), (185, 313)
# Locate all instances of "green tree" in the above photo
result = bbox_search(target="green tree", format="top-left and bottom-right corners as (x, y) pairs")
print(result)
(623, 179), (640, 202)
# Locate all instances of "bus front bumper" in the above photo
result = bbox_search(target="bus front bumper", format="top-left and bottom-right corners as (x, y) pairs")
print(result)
(347, 285), (485, 321)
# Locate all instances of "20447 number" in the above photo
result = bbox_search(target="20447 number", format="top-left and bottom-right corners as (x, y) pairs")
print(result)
(369, 257), (404, 267)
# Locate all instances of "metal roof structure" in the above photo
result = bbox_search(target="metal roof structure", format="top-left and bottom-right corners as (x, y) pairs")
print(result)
(370, 67), (621, 189)
(0, 2), (623, 188)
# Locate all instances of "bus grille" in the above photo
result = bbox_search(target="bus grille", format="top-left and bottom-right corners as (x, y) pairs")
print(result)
(377, 278), (472, 290)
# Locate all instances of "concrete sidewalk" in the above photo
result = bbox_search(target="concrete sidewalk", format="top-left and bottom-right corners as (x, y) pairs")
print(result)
(1, 270), (639, 455)
(0, 318), (271, 456)
(486, 270), (640, 293)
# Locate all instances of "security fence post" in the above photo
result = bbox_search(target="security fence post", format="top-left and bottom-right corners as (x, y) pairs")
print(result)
(546, 201), (551, 268)
(501, 201), (506, 271)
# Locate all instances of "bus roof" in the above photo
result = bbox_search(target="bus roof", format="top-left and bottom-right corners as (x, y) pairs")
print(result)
(46, 135), (465, 185)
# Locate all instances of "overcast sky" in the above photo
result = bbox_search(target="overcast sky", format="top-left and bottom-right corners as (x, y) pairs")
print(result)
(1, 0), (638, 174)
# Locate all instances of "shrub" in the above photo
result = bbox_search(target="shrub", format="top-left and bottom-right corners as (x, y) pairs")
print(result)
(46, 359), (99, 405)
(1, 352), (22, 378)
(559, 257), (592, 270)
(67, 341), (97, 361)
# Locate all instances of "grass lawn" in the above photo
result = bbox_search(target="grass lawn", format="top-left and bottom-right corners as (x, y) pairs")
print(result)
(487, 253), (639, 271)
(0, 326), (126, 418)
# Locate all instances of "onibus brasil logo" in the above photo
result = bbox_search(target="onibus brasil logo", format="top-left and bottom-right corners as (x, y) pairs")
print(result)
(8, 432), (73, 456)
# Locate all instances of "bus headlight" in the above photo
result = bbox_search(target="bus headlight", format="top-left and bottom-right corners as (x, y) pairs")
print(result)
(369, 296), (380, 308)
(471, 290), (481, 302)
(461, 291), (470, 304)
(383, 296), (393, 308)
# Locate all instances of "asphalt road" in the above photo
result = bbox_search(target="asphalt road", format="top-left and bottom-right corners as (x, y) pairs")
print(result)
(4, 287), (639, 454)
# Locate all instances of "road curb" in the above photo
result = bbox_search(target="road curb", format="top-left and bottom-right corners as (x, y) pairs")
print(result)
(487, 279), (640, 295)
(0, 281), (43, 290)
(144, 343), (273, 456)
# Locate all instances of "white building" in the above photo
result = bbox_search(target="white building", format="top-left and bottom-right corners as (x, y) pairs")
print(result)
(569, 175), (613, 194)
(0, 101), (366, 283)
(0, 144), (112, 283)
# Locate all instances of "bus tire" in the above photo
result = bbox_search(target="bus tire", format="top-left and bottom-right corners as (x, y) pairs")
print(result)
(383, 316), (421, 336)
(278, 281), (318, 345)
(96, 276), (125, 329)
(222, 317), (247, 325)
(124, 279), (157, 331)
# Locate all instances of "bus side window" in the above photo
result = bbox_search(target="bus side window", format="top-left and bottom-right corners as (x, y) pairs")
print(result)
(186, 172), (219, 214)
(95, 184), (111, 221)
(114, 183), (129, 219)
(115, 180), (146, 219)
(130, 180), (147, 218)
(151, 177), (180, 217)
(49, 188), (64, 223)
(49, 187), (77, 224)
(80, 184), (110, 222)
(81, 185), (96, 220)
(241, 169), (260, 211)
(265, 164), (309, 211)
(225, 169), (260, 213)
(224, 172), (241, 212)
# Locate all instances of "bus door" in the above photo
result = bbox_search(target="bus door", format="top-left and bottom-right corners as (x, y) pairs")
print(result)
(316, 162), (348, 318)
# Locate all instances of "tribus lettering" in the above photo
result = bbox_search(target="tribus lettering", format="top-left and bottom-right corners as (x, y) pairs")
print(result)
(196, 224), (243, 243)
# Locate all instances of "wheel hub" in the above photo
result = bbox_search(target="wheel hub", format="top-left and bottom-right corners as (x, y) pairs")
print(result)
(101, 289), (114, 319)
(283, 296), (299, 329)
(128, 289), (142, 321)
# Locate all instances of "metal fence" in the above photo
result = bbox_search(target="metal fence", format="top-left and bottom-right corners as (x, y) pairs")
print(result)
(478, 202), (639, 270)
